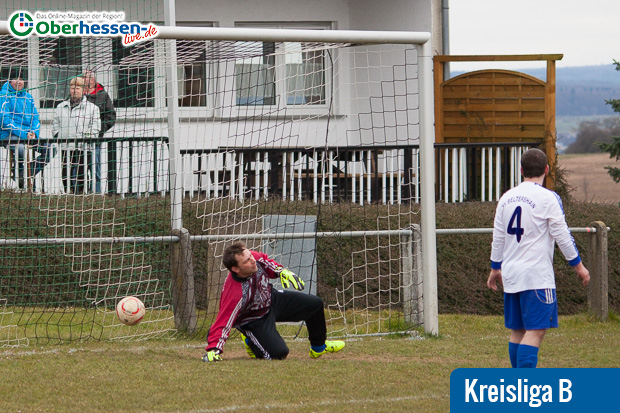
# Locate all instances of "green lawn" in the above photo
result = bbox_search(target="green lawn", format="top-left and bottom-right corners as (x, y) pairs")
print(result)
(1, 313), (618, 413)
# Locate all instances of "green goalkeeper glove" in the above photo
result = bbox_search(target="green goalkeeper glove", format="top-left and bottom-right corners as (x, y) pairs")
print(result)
(202, 349), (222, 362)
(279, 268), (305, 291)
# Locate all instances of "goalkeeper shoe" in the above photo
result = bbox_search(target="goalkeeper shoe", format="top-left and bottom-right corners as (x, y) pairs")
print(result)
(240, 333), (256, 359)
(309, 340), (345, 358)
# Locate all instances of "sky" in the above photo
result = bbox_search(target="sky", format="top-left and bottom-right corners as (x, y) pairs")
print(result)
(449, 0), (619, 72)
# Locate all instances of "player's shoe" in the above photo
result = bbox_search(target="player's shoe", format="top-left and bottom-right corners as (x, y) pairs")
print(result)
(240, 333), (256, 359)
(309, 340), (345, 358)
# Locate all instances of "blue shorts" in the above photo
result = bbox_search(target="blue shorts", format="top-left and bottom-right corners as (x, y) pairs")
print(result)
(504, 289), (558, 330)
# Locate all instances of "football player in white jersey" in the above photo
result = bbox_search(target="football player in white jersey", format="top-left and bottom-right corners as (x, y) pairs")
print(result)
(487, 148), (590, 368)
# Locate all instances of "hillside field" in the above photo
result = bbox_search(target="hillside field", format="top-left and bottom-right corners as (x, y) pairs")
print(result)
(558, 153), (620, 203)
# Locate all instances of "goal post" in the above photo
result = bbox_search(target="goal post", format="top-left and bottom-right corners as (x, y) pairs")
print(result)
(157, 23), (439, 335)
(0, 12), (439, 346)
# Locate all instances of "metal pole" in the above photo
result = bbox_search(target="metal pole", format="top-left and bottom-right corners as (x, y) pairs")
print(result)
(190, 230), (413, 242)
(0, 23), (433, 44)
(587, 221), (609, 321)
(0, 236), (181, 245)
(442, 0), (450, 81)
(164, 0), (183, 230)
(0, 227), (603, 246)
(401, 230), (414, 325)
(435, 227), (608, 235)
(155, 26), (431, 45)
(418, 39), (439, 336)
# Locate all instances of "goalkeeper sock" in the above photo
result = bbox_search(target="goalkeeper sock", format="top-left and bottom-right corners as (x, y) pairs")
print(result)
(311, 344), (326, 353)
(509, 342), (519, 368)
(517, 344), (539, 368)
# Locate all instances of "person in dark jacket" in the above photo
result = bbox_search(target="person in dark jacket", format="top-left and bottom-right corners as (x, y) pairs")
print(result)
(82, 70), (116, 193)
(0, 70), (51, 189)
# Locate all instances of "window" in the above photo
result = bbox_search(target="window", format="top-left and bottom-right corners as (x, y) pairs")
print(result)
(0, 36), (28, 84)
(38, 38), (82, 108)
(112, 38), (155, 108)
(173, 23), (215, 108)
(234, 23), (330, 107)
(177, 40), (208, 107)
(235, 41), (276, 106)
(284, 43), (325, 105)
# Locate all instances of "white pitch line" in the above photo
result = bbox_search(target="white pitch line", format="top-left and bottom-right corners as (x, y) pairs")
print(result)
(0, 343), (204, 357)
(175, 394), (448, 413)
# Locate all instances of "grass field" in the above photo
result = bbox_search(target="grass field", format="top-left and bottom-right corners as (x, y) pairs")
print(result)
(1, 313), (619, 413)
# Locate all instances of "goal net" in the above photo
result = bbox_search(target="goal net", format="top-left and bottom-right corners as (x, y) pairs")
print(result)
(0, 9), (435, 346)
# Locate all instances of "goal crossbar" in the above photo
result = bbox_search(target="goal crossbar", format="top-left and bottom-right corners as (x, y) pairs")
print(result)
(156, 25), (431, 45)
(0, 22), (431, 44)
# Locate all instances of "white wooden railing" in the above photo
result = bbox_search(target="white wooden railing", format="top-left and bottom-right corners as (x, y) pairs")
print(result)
(0, 140), (535, 203)
(0, 138), (169, 196)
(181, 147), (419, 205)
(437, 143), (532, 203)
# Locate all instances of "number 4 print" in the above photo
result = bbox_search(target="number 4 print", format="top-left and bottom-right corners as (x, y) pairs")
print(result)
(507, 206), (524, 242)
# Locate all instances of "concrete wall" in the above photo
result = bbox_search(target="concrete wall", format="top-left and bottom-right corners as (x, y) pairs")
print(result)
(1, 0), (435, 32)
(176, 0), (350, 28)
(348, 0), (431, 31)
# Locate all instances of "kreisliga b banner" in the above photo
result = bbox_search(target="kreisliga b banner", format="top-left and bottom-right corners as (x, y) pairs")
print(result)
(450, 368), (619, 411)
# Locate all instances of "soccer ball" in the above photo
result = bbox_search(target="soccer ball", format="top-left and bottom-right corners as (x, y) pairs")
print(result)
(116, 296), (145, 326)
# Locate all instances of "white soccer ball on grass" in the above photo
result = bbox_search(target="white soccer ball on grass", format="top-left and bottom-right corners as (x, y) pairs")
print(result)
(116, 296), (146, 326)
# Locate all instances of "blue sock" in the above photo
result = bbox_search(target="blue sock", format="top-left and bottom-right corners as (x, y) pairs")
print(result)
(311, 344), (326, 353)
(517, 344), (539, 368)
(509, 342), (519, 368)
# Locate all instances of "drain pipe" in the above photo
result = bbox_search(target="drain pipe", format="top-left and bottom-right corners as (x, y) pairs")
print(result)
(442, 0), (450, 80)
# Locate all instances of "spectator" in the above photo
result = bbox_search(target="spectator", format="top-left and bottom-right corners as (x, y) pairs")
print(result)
(0, 69), (51, 189)
(82, 70), (116, 193)
(52, 77), (100, 194)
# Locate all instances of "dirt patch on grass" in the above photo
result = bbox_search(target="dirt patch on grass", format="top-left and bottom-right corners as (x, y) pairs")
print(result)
(558, 153), (620, 203)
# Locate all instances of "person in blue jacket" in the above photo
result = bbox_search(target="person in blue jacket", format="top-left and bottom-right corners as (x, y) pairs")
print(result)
(0, 70), (51, 189)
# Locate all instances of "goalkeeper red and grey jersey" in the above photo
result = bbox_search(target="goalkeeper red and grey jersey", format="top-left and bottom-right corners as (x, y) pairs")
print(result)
(206, 251), (281, 352)
(490, 181), (581, 293)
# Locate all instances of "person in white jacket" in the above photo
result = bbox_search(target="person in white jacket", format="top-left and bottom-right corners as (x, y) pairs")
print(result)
(52, 76), (100, 194)
(487, 148), (590, 369)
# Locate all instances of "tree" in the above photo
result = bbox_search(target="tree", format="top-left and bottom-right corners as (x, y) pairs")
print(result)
(605, 60), (620, 112)
(597, 136), (620, 182)
(565, 118), (618, 154)
(598, 60), (620, 182)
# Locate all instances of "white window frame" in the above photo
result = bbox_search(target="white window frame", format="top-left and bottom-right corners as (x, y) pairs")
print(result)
(31, 36), (164, 124)
(20, 21), (334, 123)
(227, 21), (334, 118)
(111, 35), (164, 121)
(175, 22), (216, 119)
(33, 37), (83, 117)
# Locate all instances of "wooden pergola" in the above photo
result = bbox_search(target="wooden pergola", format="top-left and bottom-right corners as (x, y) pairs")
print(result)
(433, 54), (563, 189)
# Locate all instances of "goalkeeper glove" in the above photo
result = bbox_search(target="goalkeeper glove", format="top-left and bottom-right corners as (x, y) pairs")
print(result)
(202, 349), (222, 362)
(279, 268), (305, 291)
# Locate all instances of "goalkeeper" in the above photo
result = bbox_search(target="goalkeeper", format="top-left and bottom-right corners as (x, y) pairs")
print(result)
(203, 242), (345, 361)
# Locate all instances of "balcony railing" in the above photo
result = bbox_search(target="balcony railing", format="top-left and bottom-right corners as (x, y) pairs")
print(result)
(0, 137), (169, 196)
(0, 138), (536, 203)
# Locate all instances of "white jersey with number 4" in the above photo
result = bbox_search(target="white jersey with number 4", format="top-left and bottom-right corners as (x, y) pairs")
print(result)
(490, 181), (581, 293)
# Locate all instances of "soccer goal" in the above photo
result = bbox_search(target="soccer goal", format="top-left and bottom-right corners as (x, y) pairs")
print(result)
(0, 8), (438, 346)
